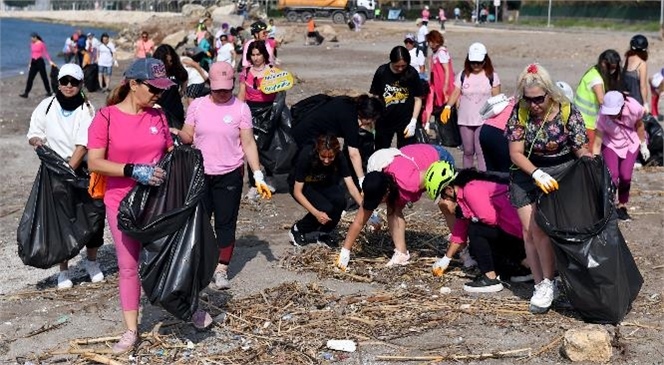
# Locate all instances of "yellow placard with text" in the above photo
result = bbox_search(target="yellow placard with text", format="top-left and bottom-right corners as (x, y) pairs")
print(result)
(260, 68), (294, 94)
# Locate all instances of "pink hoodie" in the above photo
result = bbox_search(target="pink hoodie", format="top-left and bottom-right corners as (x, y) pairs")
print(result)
(450, 180), (522, 244)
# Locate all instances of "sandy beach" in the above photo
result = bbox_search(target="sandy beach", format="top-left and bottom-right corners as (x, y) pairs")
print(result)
(1, 12), (663, 364)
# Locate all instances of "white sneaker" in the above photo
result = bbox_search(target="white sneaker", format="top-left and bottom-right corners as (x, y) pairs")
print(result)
(57, 271), (73, 289)
(335, 248), (351, 272)
(459, 246), (477, 268)
(529, 278), (554, 314)
(385, 250), (410, 267)
(209, 267), (230, 290)
(85, 259), (104, 283)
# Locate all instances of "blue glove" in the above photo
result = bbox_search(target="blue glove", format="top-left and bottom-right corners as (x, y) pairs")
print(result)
(131, 164), (163, 186)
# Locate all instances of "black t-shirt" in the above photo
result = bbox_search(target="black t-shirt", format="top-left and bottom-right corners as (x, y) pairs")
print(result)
(342, 127), (375, 179)
(369, 63), (423, 129)
(290, 145), (351, 187)
(291, 96), (360, 148)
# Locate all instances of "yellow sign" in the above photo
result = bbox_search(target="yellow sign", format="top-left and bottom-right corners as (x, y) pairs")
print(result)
(260, 68), (294, 94)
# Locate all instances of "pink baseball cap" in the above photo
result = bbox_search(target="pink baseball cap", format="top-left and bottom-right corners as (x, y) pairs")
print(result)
(209, 61), (235, 90)
(600, 91), (625, 116)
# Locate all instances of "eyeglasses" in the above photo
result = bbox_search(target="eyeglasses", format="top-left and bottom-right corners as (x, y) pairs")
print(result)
(59, 76), (81, 87)
(141, 81), (164, 95)
(522, 93), (548, 105)
(211, 89), (232, 94)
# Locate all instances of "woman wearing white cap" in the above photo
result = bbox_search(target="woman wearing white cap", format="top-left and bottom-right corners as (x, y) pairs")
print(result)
(26, 63), (105, 289)
(593, 91), (648, 221)
(441, 42), (501, 171)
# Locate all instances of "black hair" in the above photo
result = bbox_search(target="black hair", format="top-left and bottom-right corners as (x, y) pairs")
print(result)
(389, 45), (411, 65)
(246, 40), (270, 64)
(153, 44), (188, 84)
(595, 49), (622, 92)
(101, 32), (109, 40)
(356, 94), (384, 120)
(383, 172), (400, 208)
(450, 168), (509, 188)
(30, 32), (43, 41)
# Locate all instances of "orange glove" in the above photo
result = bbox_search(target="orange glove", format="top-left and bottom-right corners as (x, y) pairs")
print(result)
(440, 106), (452, 124)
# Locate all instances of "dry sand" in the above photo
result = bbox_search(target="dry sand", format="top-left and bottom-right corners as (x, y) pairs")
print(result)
(1, 14), (663, 364)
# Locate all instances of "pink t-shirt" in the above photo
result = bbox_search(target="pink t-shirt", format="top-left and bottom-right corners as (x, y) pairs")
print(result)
(384, 144), (440, 206)
(185, 96), (253, 175)
(87, 106), (173, 207)
(455, 71), (500, 127)
(135, 39), (155, 58)
(31, 41), (52, 62)
(450, 180), (522, 244)
(596, 97), (644, 159)
(239, 68), (277, 103)
(483, 98), (515, 130)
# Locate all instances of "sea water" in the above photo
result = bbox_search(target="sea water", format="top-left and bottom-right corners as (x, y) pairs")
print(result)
(0, 18), (115, 78)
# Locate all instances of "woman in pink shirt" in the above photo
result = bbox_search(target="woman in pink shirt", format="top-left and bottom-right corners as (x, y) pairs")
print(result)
(87, 58), (211, 354)
(429, 164), (530, 293)
(441, 42), (501, 170)
(176, 62), (271, 290)
(238, 40), (278, 195)
(134, 31), (155, 58)
(335, 144), (455, 271)
(20, 33), (56, 98)
(423, 30), (454, 127)
(593, 91), (648, 221)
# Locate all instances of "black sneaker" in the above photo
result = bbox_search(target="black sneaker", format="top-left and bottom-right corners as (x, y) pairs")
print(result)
(508, 266), (534, 283)
(463, 275), (504, 293)
(617, 207), (631, 221)
(19, 93), (28, 98)
(288, 225), (317, 247)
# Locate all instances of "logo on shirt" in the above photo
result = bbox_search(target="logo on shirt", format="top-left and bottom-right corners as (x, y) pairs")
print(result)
(223, 115), (233, 124)
(150, 126), (158, 135)
(383, 83), (409, 107)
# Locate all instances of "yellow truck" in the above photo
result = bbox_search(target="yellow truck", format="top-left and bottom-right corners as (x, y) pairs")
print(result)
(277, 0), (376, 24)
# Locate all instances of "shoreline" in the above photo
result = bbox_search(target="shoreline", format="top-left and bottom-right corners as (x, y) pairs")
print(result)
(0, 10), (183, 30)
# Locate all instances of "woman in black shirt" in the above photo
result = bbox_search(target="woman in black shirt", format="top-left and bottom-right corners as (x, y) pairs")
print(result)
(289, 134), (362, 246)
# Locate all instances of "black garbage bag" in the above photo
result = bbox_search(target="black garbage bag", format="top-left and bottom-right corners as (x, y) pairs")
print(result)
(117, 146), (217, 320)
(83, 64), (100, 92)
(251, 92), (297, 174)
(639, 114), (663, 166)
(17, 146), (105, 269)
(536, 157), (643, 324)
(431, 105), (461, 147)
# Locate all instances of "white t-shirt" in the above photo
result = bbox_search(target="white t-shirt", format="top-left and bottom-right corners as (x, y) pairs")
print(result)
(408, 47), (425, 72)
(417, 25), (428, 43)
(216, 42), (235, 65)
(433, 47), (450, 64)
(97, 42), (115, 68)
(26, 97), (96, 159)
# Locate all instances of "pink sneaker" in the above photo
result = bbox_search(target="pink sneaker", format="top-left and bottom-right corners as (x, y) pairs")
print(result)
(112, 329), (137, 354)
(386, 249), (410, 267)
(192, 309), (213, 330)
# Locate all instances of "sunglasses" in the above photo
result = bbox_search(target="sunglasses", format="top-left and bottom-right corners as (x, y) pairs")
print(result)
(59, 77), (81, 87)
(522, 93), (547, 105)
(469, 61), (484, 67)
(141, 81), (163, 95)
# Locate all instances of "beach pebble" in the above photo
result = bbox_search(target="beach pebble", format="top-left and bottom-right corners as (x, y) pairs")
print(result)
(439, 287), (452, 294)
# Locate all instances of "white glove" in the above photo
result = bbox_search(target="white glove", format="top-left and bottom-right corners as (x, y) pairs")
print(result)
(531, 168), (559, 194)
(113, 60), (119, 67)
(643, 103), (650, 114)
(432, 256), (451, 276)
(253, 170), (272, 199)
(424, 121), (430, 132)
(403, 118), (417, 138)
(640, 142), (650, 161)
(358, 175), (365, 190)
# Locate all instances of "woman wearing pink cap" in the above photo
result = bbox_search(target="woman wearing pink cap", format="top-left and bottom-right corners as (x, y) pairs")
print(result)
(175, 61), (271, 291)
(593, 91), (648, 221)
(88, 58), (213, 353)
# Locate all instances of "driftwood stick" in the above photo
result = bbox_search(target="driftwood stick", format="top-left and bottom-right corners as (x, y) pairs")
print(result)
(522, 335), (563, 361)
(621, 322), (663, 330)
(81, 352), (124, 365)
(376, 347), (532, 361)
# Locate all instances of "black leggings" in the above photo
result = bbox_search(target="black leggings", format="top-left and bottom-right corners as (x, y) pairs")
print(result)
(467, 221), (526, 276)
(375, 123), (416, 150)
(479, 124), (511, 173)
(24, 58), (51, 95)
(205, 167), (243, 264)
(291, 184), (346, 234)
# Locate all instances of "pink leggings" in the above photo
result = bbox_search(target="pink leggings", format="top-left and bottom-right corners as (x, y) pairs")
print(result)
(459, 125), (486, 170)
(602, 146), (638, 205)
(106, 204), (141, 311)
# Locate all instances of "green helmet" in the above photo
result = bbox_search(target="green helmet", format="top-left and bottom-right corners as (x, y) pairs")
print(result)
(425, 161), (457, 201)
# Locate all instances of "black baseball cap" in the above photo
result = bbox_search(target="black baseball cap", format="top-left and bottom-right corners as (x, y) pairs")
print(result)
(362, 171), (389, 211)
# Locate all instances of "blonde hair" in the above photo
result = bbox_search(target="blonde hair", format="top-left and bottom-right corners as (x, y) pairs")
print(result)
(516, 63), (567, 105)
